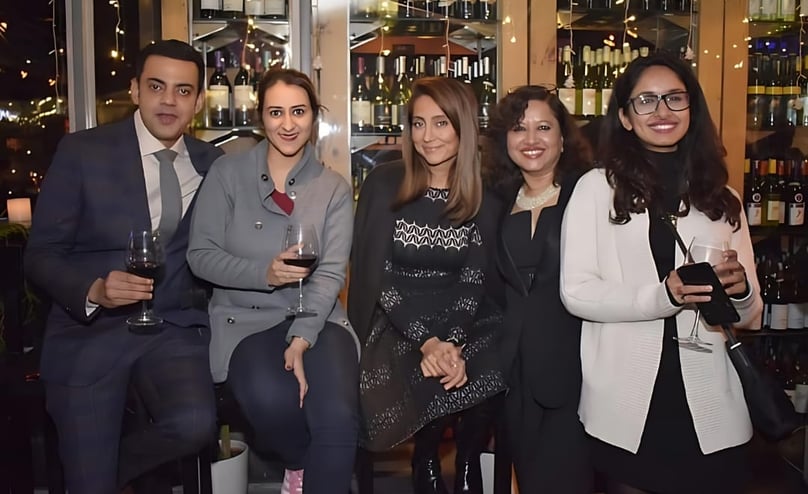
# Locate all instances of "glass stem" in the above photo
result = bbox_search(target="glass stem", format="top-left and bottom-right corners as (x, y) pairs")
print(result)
(141, 300), (149, 319)
(298, 278), (304, 310)
(689, 309), (700, 338)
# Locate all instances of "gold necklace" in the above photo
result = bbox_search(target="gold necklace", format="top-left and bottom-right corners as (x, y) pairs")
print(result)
(515, 183), (560, 210)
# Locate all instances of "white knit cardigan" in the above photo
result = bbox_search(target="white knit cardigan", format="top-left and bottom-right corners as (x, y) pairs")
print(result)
(560, 168), (763, 455)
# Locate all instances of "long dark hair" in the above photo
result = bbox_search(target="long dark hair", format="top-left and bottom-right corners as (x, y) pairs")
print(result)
(600, 51), (741, 229)
(396, 77), (482, 224)
(485, 85), (592, 197)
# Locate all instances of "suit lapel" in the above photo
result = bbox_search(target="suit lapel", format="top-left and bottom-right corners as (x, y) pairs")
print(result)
(119, 118), (152, 232)
(497, 184), (530, 297)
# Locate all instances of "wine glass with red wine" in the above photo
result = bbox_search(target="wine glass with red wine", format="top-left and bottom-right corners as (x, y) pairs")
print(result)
(125, 230), (165, 329)
(284, 224), (319, 318)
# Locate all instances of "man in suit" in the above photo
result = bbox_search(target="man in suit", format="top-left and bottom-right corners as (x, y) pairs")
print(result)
(25, 39), (223, 494)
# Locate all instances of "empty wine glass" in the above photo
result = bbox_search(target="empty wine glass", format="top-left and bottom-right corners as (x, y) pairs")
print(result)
(674, 236), (730, 352)
(284, 224), (319, 318)
(125, 230), (165, 330)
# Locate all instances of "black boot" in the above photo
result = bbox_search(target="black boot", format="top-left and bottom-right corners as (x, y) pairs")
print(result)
(411, 418), (450, 494)
(453, 401), (496, 494)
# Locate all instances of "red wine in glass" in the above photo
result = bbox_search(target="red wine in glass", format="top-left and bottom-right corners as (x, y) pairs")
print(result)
(125, 230), (165, 330)
(283, 255), (318, 269)
(284, 224), (319, 317)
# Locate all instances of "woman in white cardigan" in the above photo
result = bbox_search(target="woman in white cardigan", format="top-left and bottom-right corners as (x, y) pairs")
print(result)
(560, 52), (762, 494)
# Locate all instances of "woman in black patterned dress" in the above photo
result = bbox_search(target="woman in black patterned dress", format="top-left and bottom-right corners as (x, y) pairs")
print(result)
(348, 77), (507, 494)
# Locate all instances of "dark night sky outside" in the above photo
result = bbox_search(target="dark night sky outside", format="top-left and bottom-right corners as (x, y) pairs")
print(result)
(0, 1), (141, 102)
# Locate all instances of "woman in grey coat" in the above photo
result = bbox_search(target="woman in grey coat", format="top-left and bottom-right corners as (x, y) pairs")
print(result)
(188, 69), (359, 494)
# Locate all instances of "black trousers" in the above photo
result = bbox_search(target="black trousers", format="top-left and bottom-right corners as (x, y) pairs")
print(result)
(228, 320), (359, 494)
(46, 325), (216, 494)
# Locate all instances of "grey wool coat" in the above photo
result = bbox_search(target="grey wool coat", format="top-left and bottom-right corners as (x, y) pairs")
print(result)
(187, 141), (359, 382)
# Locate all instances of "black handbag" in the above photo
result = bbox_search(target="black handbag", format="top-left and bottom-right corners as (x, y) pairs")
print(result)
(661, 215), (801, 441)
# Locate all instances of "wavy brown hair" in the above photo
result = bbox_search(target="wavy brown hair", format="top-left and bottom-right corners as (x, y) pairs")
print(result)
(395, 77), (482, 224)
(600, 51), (741, 229)
(485, 85), (592, 197)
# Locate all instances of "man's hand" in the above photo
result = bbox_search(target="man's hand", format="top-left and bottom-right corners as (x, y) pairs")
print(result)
(87, 270), (153, 309)
(284, 336), (310, 408)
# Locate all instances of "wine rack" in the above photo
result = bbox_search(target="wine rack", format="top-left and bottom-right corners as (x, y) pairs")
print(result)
(348, 2), (500, 195)
(188, 0), (297, 142)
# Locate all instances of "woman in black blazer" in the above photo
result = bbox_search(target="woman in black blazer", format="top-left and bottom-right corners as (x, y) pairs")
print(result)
(486, 85), (594, 493)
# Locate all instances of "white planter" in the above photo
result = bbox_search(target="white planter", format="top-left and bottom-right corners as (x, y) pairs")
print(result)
(211, 439), (249, 494)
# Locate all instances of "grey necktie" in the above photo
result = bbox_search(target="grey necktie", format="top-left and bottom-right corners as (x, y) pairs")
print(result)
(155, 148), (181, 243)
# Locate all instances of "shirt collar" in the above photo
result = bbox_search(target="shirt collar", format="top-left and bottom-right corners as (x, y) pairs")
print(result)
(133, 109), (188, 158)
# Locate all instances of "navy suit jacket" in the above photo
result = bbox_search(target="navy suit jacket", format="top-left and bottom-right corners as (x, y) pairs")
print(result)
(25, 117), (223, 386)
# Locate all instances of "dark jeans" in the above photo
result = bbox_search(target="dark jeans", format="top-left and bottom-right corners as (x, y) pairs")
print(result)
(46, 325), (216, 494)
(228, 320), (359, 494)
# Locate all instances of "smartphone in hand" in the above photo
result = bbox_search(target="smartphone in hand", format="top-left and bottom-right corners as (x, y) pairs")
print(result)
(676, 262), (740, 326)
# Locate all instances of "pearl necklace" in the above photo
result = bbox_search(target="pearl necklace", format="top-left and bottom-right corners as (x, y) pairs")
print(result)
(515, 183), (560, 210)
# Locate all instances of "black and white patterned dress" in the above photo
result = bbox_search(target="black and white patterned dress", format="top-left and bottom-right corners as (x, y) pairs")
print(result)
(359, 187), (506, 451)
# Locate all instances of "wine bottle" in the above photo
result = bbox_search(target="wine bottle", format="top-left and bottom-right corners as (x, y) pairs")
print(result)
(391, 56), (412, 132)
(233, 65), (253, 127)
(771, 262), (789, 331)
(208, 51), (232, 128)
(746, 158), (764, 226)
(221, 0), (244, 18)
(478, 0), (495, 19)
(601, 46), (614, 116)
(371, 56), (392, 133)
(787, 158), (805, 226)
(263, 0), (287, 18)
(478, 56), (495, 130)
(200, 0), (222, 19)
(778, 159), (787, 224)
(594, 49), (604, 117)
(747, 53), (766, 130)
(785, 253), (806, 330)
(763, 159), (782, 226)
(580, 47), (597, 117)
(558, 45), (576, 116)
(244, 0), (264, 15)
(764, 54), (783, 129)
(251, 54), (263, 94)
(749, 0), (762, 20)
(351, 57), (372, 133)
(783, 55), (800, 127)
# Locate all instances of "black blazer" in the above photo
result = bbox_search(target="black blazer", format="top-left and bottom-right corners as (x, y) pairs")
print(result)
(25, 117), (223, 386)
(497, 171), (584, 409)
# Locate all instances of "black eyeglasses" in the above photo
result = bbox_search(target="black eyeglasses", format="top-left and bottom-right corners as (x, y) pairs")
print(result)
(627, 91), (690, 115)
(507, 83), (558, 95)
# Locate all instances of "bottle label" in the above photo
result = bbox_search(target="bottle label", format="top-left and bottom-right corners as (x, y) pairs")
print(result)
(781, 0), (796, 17)
(803, 302), (808, 328)
(559, 88), (576, 115)
(770, 304), (789, 330)
(201, 0), (220, 9)
(351, 100), (372, 126)
(779, 200), (786, 224)
(766, 199), (781, 223)
(601, 88), (612, 116)
(222, 0), (243, 10)
(582, 89), (597, 116)
(760, 0), (778, 16)
(788, 303), (805, 329)
(373, 103), (392, 128)
(208, 86), (230, 109)
(746, 202), (762, 226)
(764, 303), (771, 328)
(234, 86), (253, 108)
(788, 197), (804, 225)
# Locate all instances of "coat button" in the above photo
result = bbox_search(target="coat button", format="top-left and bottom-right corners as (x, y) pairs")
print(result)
(288, 178), (295, 185)
(255, 221), (263, 230)
(227, 317), (235, 324)
(261, 174), (268, 181)
(289, 191), (296, 199)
